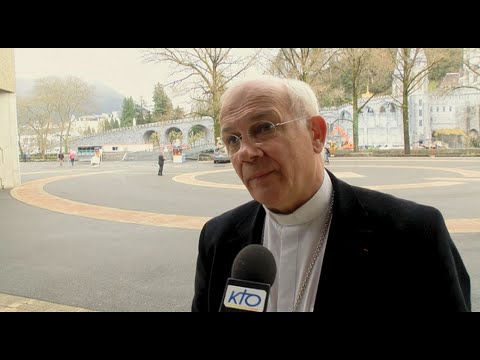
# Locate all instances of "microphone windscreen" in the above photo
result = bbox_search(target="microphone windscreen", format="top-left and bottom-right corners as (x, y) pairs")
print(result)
(231, 244), (276, 285)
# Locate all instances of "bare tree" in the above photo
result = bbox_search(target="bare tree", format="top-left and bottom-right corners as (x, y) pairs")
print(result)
(263, 48), (340, 105)
(443, 48), (480, 93)
(462, 48), (480, 92)
(16, 96), (54, 159)
(390, 48), (443, 154)
(34, 76), (93, 152)
(142, 48), (262, 138)
(335, 48), (393, 152)
(265, 48), (336, 83)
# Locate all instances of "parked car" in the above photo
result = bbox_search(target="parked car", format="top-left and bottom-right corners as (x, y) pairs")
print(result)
(213, 149), (230, 164)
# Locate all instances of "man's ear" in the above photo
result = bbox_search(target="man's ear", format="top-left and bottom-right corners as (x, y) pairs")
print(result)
(310, 115), (327, 154)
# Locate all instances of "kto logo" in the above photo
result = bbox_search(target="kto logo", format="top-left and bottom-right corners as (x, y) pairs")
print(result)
(224, 285), (267, 312)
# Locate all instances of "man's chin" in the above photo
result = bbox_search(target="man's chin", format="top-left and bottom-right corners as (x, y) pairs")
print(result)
(250, 191), (280, 208)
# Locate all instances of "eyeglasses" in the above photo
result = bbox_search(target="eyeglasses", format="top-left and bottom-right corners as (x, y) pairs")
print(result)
(221, 117), (306, 156)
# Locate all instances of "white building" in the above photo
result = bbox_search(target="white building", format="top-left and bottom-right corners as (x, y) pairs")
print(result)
(322, 48), (480, 149)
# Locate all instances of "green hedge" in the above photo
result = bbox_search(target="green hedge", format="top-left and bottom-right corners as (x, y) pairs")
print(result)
(19, 153), (59, 161)
(332, 148), (480, 157)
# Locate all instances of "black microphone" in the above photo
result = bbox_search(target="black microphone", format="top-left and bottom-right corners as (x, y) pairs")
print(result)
(219, 244), (277, 312)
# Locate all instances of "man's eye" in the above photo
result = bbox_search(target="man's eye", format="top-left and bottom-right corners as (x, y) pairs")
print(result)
(225, 135), (240, 145)
(251, 122), (275, 135)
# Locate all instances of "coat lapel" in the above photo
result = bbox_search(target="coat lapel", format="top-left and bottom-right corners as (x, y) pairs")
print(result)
(209, 202), (266, 311)
(314, 170), (376, 311)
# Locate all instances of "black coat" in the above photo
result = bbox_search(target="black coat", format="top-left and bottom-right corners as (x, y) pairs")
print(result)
(192, 170), (471, 312)
(158, 155), (165, 165)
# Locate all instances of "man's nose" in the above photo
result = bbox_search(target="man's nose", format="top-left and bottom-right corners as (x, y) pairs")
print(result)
(235, 136), (263, 160)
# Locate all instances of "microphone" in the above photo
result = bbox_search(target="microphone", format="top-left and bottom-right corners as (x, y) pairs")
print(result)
(219, 244), (277, 312)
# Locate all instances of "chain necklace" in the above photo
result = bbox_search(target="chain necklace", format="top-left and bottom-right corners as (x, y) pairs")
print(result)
(292, 190), (335, 312)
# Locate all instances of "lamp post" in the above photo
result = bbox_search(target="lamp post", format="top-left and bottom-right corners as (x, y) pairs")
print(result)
(386, 118), (389, 146)
(364, 117), (369, 148)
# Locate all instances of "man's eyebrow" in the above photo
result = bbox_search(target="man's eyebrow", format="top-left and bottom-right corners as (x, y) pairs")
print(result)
(220, 124), (236, 134)
(251, 113), (272, 122)
(221, 113), (276, 133)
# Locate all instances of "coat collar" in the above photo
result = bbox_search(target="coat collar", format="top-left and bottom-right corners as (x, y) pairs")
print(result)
(230, 169), (372, 252)
(216, 170), (376, 311)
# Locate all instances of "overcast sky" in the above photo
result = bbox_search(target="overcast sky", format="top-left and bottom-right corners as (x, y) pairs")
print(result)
(14, 48), (175, 107)
(14, 48), (263, 110)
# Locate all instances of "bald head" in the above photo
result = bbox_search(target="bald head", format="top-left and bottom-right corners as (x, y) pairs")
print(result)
(220, 76), (320, 125)
(220, 78), (289, 124)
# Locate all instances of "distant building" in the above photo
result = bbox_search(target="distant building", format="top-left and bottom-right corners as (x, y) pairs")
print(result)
(18, 111), (121, 154)
(439, 73), (460, 89)
(322, 48), (480, 149)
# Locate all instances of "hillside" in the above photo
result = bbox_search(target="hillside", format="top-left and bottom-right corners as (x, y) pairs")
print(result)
(16, 78), (124, 114)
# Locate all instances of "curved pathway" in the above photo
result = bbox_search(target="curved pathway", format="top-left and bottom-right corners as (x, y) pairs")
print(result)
(10, 165), (480, 233)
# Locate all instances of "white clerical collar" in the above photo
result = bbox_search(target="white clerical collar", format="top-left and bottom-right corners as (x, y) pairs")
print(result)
(263, 170), (333, 226)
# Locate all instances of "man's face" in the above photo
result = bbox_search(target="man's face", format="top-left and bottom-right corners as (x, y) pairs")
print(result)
(220, 81), (326, 214)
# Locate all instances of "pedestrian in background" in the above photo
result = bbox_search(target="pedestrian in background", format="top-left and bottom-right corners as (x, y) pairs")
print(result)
(58, 152), (64, 166)
(69, 151), (75, 166)
(158, 153), (165, 176)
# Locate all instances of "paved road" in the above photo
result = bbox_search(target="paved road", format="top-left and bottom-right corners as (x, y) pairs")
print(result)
(1, 157), (478, 311)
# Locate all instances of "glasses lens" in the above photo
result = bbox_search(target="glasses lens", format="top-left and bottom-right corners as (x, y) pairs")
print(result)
(249, 121), (276, 142)
(221, 121), (279, 156)
(223, 135), (241, 155)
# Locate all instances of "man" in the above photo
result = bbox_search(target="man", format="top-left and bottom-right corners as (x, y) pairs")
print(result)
(158, 153), (165, 176)
(192, 76), (470, 312)
(58, 152), (64, 166)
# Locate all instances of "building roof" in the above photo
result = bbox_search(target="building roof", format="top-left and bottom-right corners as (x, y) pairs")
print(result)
(440, 72), (460, 88)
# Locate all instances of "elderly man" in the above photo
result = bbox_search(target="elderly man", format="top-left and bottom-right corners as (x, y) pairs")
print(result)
(192, 76), (470, 312)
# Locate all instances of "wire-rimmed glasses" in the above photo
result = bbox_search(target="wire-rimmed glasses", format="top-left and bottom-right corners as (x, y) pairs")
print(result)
(221, 117), (306, 156)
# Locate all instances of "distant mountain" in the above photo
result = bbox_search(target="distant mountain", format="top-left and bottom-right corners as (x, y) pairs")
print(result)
(16, 78), (125, 114)
(90, 81), (124, 114)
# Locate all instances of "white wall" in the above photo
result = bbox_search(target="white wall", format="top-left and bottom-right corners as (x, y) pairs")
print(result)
(0, 91), (21, 188)
(0, 49), (21, 188)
